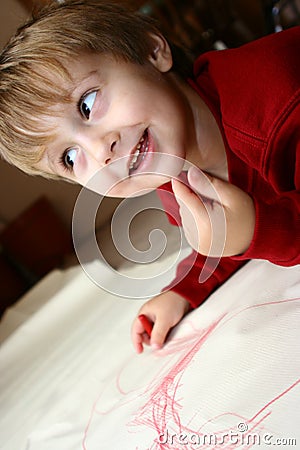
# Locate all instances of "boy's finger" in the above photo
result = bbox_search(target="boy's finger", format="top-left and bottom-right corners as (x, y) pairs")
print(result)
(187, 166), (244, 208)
(187, 166), (224, 204)
(172, 178), (199, 206)
(132, 333), (144, 354)
(150, 321), (171, 350)
(132, 315), (154, 353)
(131, 318), (146, 353)
(171, 178), (205, 213)
(135, 341), (144, 354)
(138, 314), (153, 337)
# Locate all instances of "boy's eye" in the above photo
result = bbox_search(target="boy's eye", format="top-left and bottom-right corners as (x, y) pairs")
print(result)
(62, 148), (77, 170)
(79, 90), (97, 120)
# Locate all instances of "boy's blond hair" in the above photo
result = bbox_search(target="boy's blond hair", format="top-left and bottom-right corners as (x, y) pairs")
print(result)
(0, 0), (187, 179)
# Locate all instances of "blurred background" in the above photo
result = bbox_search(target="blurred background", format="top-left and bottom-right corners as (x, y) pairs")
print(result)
(1, 0), (300, 314)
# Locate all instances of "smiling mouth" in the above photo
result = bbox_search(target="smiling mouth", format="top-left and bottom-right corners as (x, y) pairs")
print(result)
(129, 129), (149, 176)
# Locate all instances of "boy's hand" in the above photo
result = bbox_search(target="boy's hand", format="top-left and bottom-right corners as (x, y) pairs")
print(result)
(172, 167), (255, 257)
(131, 291), (190, 353)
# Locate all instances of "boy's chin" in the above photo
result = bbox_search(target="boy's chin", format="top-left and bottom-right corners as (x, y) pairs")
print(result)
(86, 173), (172, 198)
(83, 152), (186, 197)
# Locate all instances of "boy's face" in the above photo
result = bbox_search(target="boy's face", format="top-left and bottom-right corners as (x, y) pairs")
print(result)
(38, 48), (195, 197)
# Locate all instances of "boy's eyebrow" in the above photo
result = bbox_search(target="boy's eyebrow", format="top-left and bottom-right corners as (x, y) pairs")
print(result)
(41, 148), (60, 175)
(69, 70), (99, 99)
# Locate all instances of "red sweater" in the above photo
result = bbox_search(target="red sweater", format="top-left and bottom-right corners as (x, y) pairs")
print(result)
(157, 27), (300, 309)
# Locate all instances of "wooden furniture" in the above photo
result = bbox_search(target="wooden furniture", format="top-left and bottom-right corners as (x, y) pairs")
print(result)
(0, 196), (73, 316)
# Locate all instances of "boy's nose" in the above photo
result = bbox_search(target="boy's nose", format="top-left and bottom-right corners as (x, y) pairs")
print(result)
(84, 131), (119, 166)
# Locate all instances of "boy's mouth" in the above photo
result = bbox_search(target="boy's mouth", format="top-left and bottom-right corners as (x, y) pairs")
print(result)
(128, 129), (149, 176)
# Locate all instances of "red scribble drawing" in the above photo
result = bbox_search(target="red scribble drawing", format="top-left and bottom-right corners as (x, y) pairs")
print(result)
(82, 297), (300, 450)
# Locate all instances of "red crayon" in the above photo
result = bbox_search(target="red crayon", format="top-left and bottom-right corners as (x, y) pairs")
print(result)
(138, 314), (153, 337)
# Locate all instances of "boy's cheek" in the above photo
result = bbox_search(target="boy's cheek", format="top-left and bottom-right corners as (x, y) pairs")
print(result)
(92, 90), (110, 121)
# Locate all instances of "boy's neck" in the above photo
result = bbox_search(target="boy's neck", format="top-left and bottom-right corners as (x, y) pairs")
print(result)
(180, 78), (228, 181)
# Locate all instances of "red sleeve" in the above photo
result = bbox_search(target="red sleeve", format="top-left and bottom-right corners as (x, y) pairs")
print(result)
(234, 97), (300, 267)
(234, 191), (300, 266)
(156, 182), (246, 309)
(163, 250), (246, 309)
(191, 27), (300, 268)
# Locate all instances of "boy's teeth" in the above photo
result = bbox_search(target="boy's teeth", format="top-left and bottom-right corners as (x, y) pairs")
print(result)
(130, 149), (140, 166)
(129, 132), (148, 171)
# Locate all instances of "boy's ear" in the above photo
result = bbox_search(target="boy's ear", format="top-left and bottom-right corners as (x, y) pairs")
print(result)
(148, 33), (173, 72)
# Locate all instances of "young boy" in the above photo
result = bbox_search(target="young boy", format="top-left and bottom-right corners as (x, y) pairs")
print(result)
(0, 1), (299, 353)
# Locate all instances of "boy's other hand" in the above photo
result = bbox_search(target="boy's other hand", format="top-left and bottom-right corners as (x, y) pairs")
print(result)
(131, 291), (190, 354)
(171, 167), (255, 257)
